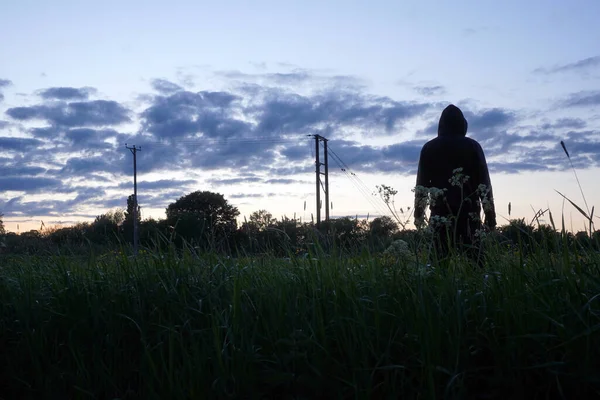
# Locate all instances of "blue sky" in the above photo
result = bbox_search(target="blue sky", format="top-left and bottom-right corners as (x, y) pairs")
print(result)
(1, 0), (599, 233)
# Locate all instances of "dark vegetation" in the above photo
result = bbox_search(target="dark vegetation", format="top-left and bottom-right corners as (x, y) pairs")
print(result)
(0, 187), (599, 399)
(1, 190), (599, 258)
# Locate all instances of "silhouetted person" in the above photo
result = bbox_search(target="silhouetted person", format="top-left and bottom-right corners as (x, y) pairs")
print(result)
(414, 104), (496, 266)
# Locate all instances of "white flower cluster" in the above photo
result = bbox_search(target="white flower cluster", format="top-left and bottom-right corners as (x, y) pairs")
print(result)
(449, 168), (470, 187)
(468, 212), (481, 222)
(413, 185), (448, 209)
(429, 215), (452, 229)
(474, 228), (488, 239)
(477, 184), (494, 212)
(383, 239), (412, 259)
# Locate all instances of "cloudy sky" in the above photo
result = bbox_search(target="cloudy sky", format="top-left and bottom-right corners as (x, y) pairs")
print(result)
(1, 0), (599, 233)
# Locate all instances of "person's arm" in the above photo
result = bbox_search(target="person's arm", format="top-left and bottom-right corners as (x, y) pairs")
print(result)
(475, 142), (496, 229)
(414, 146), (429, 229)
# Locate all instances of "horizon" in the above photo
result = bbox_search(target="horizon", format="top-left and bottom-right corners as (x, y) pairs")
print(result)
(1, 1), (599, 235)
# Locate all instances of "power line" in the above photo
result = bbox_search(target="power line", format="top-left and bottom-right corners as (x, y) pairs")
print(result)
(327, 146), (391, 218)
(328, 146), (390, 211)
(327, 149), (389, 218)
(128, 136), (310, 148)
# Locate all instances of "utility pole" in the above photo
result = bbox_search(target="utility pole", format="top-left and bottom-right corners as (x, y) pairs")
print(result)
(315, 135), (321, 228)
(311, 134), (330, 228)
(323, 138), (329, 223)
(125, 144), (141, 256)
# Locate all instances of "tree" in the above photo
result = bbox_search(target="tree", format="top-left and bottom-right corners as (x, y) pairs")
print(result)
(124, 194), (141, 224)
(0, 213), (5, 236)
(89, 209), (125, 243)
(248, 209), (276, 231)
(324, 216), (368, 250)
(122, 194), (141, 242)
(166, 191), (240, 242)
(369, 216), (398, 238)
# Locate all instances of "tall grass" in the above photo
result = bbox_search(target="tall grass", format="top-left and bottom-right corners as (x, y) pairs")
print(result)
(1, 230), (599, 399)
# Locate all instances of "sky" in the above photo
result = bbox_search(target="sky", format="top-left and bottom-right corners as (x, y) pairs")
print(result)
(1, 0), (599, 233)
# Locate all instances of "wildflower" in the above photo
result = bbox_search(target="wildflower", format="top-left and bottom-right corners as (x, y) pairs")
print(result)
(449, 168), (470, 187)
(383, 240), (413, 260)
(430, 215), (452, 229)
(468, 212), (481, 222)
(474, 228), (487, 239)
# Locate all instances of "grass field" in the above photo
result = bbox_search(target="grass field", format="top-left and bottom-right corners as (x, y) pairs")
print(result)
(1, 234), (599, 399)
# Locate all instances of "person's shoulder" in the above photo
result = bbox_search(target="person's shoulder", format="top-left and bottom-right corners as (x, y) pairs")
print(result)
(422, 137), (439, 147)
(465, 136), (483, 148)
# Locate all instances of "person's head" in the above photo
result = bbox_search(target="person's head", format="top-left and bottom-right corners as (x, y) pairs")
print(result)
(438, 104), (468, 137)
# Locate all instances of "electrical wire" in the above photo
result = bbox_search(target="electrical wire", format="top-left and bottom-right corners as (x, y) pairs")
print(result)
(125, 136), (309, 148)
(328, 146), (393, 218)
(327, 149), (389, 218)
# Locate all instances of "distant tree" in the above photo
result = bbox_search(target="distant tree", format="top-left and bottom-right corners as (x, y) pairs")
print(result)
(48, 223), (89, 246)
(247, 209), (276, 231)
(139, 217), (164, 247)
(575, 230), (592, 248)
(324, 216), (368, 250)
(89, 209), (125, 243)
(94, 209), (125, 226)
(4, 229), (48, 254)
(166, 191), (240, 244)
(593, 230), (600, 250)
(122, 194), (141, 242)
(0, 213), (5, 235)
(21, 230), (42, 239)
(124, 194), (141, 223)
(369, 216), (398, 238)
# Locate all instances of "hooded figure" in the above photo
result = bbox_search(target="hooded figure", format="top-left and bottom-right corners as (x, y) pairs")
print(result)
(414, 104), (496, 265)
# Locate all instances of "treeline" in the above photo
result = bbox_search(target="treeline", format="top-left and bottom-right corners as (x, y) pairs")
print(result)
(1, 190), (599, 256)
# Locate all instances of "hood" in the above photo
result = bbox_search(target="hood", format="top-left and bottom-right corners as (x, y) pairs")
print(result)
(437, 104), (468, 137)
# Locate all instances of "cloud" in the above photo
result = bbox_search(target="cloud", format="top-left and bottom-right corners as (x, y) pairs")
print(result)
(414, 85), (446, 96)
(417, 107), (516, 141)
(2, 69), (600, 225)
(488, 161), (552, 174)
(229, 192), (279, 199)
(218, 70), (312, 85)
(215, 69), (365, 90)
(206, 177), (310, 187)
(561, 90), (600, 108)
(117, 179), (197, 191)
(325, 139), (423, 175)
(0, 136), (44, 151)
(465, 108), (515, 132)
(264, 178), (309, 185)
(251, 90), (431, 136)
(0, 78), (12, 102)
(6, 100), (131, 127)
(541, 118), (586, 130)
(139, 90), (247, 140)
(0, 159), (46, 176)
(151, 79), (183, 94)
(64, 128), (120, 147)
(138, 189), (188, 209)
(60, 154), (127, 176)
(0, 177), (61, 192)
(0, 188), (107, 217)
(534, 55), (600, 74)
(414, 105), (600, 175)
(207, 177), (263, 185)
(38, 86), (96, 100)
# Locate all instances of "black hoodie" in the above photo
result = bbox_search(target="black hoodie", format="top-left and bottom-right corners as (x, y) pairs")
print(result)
(414, 104), (496, 229)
